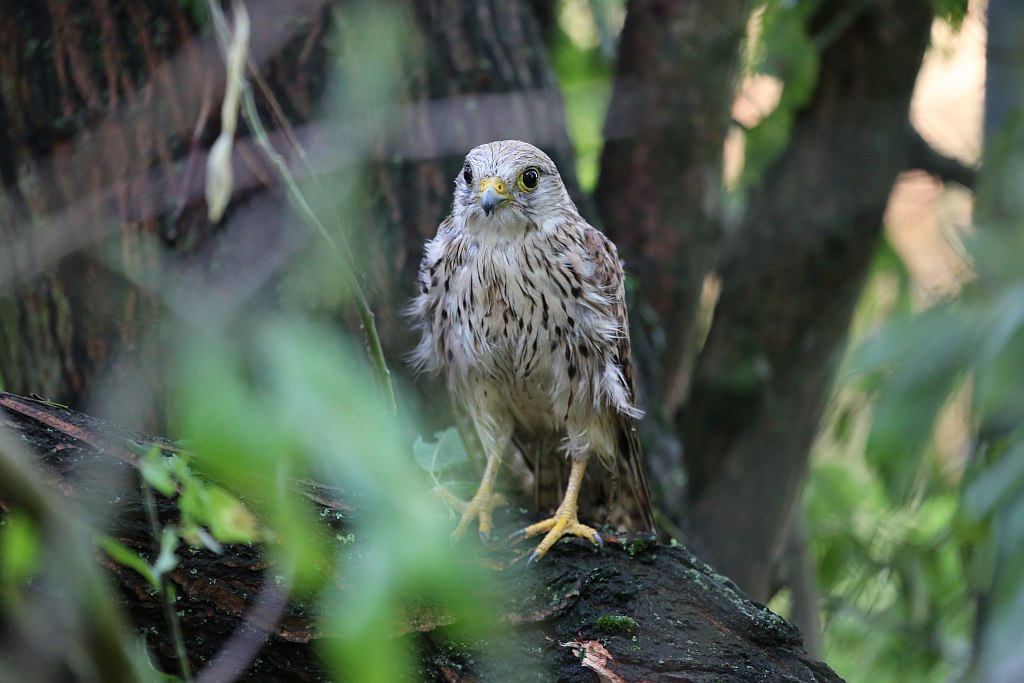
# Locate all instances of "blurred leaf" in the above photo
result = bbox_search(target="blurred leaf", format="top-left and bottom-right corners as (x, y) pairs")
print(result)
(973, 291), (1024, 428)
(962, 442), (1024, 523)
(139, 448), (176, 497)
(412, 428), (469, 476)
(931, 0), (968, 29)
(756, 1), (821, 90)
(180, 481), (260, 546)
(153, 528), (180, 581)
(743, 108), (795, 186)
(179, 523), (223, 555)
(976, 284), (1024, 367)
(175, 316), (503, 682)
(870, 239), (915, 317)
(99, 536), (159, 590)
(550, 0), (618, 190)
(742, 0), (820, 187)
(0, 514), (40, 589)
(202, 485), (260, 543)
(852, 306), (974, 501)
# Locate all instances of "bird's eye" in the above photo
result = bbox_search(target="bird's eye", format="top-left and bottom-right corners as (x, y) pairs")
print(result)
(518, 167), (540, 191)
(463, 163), (473, 184)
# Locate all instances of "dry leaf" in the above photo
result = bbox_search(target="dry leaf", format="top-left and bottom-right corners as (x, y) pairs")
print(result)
(561, 639), (630, 683)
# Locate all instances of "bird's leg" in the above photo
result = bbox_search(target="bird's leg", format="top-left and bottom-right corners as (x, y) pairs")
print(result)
(447, 451), (506, 543)
(512, 457), (601, 563)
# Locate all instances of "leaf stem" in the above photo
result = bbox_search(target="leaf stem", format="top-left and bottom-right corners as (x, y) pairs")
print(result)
(142, 481), (192, 682)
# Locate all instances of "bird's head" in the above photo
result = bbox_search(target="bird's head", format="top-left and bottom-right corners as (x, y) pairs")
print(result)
(453, 140), (574, 233)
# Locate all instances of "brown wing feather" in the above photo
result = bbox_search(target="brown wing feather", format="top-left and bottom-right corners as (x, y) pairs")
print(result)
(585, 227), (657, 534)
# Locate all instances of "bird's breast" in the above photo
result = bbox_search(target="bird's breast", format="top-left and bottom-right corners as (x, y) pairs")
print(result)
(438, 234), (607, 429)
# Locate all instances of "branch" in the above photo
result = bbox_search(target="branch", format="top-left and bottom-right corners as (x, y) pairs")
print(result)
(908, 126), (978, 190)
(682, 0), (937, 600)
(0, 392), (845, 682)
(596, 0), (752, 418)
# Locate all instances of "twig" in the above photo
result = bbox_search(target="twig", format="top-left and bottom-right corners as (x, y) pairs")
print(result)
(193, 577), (291, 683)
(193, 459), (296, 683)
(142, 482), (193, 682)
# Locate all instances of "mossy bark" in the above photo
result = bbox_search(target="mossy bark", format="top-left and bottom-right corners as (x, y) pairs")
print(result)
(0, 391), (843, 682)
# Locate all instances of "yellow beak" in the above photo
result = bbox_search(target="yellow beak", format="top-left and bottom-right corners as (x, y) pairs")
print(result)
(479, 177), (510, 215)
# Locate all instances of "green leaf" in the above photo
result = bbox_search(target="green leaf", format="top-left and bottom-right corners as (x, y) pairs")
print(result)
(99, 536), (159, 590)
(412, 428), (469, 475)
(851, 306), (975, 502)
(139, 448), (176, 496)
(202, 485), (260, 543)
(741, 1), (821, 187)
(962, 442), (1024, 523)
(179, 479), (259, 546)
(742, 108), (795, 187)
(176, 317), (499, 680)
(153, 528), (180, 580)
(179, 523), (222, 554)
(932, 0), (968, 29)
(0, 514), (41, 587)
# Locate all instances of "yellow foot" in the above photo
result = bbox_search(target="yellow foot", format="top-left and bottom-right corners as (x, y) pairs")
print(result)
(437, 486), (507, 544)
(511, 511), (603, 564)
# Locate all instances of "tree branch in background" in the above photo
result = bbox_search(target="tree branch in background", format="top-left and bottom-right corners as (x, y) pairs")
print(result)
(681, 0), (936, 600)
(908, 127), (978, 190)
(597, 0), (752, 417)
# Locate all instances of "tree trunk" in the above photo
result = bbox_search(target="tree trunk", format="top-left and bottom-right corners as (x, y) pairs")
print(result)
(0, 0), (334, 428)
(681, 0), (935, 599)
(0, 391), (843, 682)
(596, 0), (752, 419)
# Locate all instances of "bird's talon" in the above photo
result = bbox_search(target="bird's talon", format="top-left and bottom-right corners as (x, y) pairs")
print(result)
(515, 508), (600, 563)
(442, 477), (504, 547)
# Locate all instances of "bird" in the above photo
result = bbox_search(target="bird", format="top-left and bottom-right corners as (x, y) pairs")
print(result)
(410, 139), (655, 562)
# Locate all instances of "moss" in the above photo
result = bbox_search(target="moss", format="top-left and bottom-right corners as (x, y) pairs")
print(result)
(593, 614), (638, 635)
(625, 534), (657, 557)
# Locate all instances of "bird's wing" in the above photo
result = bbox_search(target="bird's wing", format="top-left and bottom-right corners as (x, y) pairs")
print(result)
(583, 226), (657, 534)
(409, 216), (456, 376)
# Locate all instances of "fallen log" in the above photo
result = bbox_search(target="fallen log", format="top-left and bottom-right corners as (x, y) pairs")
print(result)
(0, 392), (843, 682)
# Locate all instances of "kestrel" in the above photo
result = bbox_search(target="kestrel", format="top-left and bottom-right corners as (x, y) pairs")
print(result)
(411, 140), (655, 562)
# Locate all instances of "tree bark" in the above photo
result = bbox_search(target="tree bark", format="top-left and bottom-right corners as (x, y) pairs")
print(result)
(0, 0), (334, 428)
(596, 0), (752, 420)
(0, 391), (843, 682)
(681, 0), (936, 600)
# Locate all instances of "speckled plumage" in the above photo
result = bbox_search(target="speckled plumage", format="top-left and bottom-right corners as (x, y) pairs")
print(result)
(411, 140), (654, 557)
